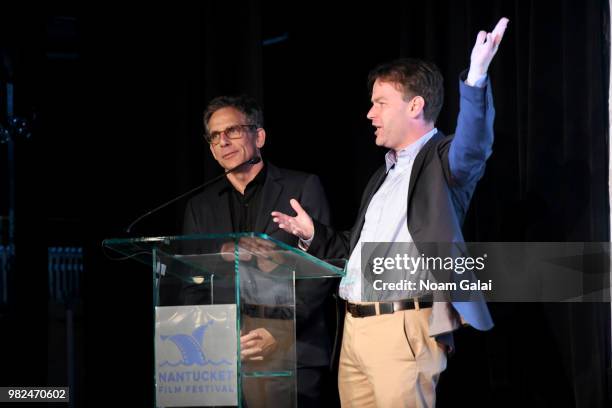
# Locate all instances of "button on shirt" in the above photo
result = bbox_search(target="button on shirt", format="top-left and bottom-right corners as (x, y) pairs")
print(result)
(339, 128), (438, 301)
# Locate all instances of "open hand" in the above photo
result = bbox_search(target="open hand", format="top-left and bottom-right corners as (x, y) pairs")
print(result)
(271, 199), (314, 241)
(467, 17), (509, 84)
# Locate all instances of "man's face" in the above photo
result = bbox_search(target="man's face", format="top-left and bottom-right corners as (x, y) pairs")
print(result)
(207, 107), (264, 170)
(367, 79), (413, 151)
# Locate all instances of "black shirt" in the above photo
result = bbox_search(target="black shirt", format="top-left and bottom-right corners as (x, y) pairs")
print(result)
(223, 164), (267, 232)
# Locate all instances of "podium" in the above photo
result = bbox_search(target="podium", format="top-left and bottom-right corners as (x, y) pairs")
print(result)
(103, 232), (345, 407)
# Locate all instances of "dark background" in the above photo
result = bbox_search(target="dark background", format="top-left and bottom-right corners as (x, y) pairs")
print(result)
(0, 1), (610, 407)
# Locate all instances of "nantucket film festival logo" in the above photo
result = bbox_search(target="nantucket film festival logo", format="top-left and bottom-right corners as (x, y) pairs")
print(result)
(156, 305), (237, 407)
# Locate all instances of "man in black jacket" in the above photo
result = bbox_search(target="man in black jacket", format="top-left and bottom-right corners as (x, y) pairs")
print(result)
(183, 95), (336, 407)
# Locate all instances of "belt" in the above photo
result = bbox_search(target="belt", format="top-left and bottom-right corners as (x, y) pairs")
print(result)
(242, 303), (294, 320)
(346, 296), (433, 318)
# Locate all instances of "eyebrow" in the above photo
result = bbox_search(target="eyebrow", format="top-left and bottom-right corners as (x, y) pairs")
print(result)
(210, 124), (239, 132)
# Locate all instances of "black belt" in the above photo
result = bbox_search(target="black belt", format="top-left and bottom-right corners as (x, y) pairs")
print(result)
(346, 296), (433, 318)
(242, 303), (294, 320)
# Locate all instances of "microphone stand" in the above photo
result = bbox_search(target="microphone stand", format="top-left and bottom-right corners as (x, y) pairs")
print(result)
(125, 156), (261, 234)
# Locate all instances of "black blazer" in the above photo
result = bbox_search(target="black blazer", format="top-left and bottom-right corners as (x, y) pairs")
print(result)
(183, 162), (335, 367)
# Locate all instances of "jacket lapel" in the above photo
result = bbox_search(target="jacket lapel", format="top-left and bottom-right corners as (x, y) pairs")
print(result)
(255, 163), (283, 234)
(349, 165), (387, 251)
(349, 133), (444, 251)
(407, 132), (444, 207)
(210, 182), (234, 233)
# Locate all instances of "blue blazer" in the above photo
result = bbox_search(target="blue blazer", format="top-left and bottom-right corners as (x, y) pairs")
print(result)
(309, 73), (495, 332)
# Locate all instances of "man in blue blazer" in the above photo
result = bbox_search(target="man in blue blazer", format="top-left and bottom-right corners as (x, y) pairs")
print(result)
(272, 18), (509, 407)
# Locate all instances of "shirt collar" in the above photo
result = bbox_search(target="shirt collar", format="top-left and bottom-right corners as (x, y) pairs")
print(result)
(219, 162), (267, 195)
(385, 128), (438, 172)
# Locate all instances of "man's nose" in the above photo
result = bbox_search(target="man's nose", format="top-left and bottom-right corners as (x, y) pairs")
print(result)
(367, 106), (376, 120)
(218, 132), (231, 146)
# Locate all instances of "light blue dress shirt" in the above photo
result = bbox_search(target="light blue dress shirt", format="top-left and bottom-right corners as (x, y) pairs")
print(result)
(339, 128), (438, 301)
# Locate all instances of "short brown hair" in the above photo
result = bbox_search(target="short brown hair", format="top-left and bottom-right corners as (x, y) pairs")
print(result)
(368, 58), (444, 123)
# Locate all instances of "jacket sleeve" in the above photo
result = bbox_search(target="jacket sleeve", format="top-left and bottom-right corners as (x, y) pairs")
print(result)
(297, 173), (351, 260)
(445, 70), (495, 188)
(308, 219), (351, 261)
(307, 165), (387, 261)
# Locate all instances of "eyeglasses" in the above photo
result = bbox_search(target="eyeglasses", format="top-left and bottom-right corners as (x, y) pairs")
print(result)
(205, 124), (258, 145)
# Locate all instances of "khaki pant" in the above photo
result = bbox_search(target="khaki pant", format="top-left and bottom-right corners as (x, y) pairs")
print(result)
(338, 306), (447, 407)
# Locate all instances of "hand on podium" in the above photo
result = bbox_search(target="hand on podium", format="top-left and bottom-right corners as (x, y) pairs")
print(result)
(240, 328), (278, 361)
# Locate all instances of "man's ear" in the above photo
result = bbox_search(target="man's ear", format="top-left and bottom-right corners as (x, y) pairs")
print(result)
(256, 128), (266, 149)
(407, 96), (426, 119)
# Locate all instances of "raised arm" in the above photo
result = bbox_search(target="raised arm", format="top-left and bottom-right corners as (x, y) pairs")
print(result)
(449, 17), (508, 186)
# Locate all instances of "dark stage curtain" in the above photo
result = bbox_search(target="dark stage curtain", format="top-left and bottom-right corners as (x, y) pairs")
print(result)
(80, 1), (612, 406)
(1, 1), (609, 407)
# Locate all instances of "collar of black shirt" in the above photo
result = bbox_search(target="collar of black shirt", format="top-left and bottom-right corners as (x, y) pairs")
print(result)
(220, 161), (267, 197)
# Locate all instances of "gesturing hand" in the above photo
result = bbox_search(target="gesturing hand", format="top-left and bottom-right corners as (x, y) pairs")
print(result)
(467, 17), (509, 85)
(271, 199), (315, 241)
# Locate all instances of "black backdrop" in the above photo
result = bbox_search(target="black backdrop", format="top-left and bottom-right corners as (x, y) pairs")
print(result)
(0, 1), (610, 407)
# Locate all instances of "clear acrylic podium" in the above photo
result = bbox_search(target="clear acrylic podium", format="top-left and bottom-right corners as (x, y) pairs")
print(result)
(103, 233), (345, 408)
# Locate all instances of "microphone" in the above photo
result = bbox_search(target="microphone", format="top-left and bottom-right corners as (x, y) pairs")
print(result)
(125, 156), (262, 233)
